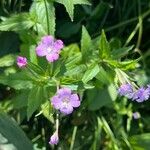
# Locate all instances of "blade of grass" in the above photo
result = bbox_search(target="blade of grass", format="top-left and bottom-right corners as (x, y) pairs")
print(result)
(70, 126), (78, 150)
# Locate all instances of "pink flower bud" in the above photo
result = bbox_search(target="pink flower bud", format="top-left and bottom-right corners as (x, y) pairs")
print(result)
(49, 131), (59, 145)
(17, 56), (27, 68)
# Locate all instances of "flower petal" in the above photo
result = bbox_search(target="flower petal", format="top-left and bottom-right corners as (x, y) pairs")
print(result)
(57, 88), (71, 96)
(46, 54), (54, 62)
(70, 94), (80, 107)
(42, 35), (54, 45)
(59, 103), (73, 115)
(52, 53), (59, 61)
(51, 96), (62, 109)
(54, 40), (64, 50)
(36, 45), (47, 56)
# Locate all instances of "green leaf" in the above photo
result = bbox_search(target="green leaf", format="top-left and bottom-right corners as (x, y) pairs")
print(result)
(30, 0), (55, 35)
(81, 26), (92, 62)
(0, 13), (35, 31)
(107, 84), (117, 101)
(55, 0), (90, 21)
(12, 90), (29, 109)
(82, 63), (100, 83)
(0, 71), (33, 90)
(111, 45), (134, 59)
(65, 64), (86, 79)
(129, 133), (150, 150)
(0, 112), (33, 150)
(73, 0), (91, 5)
(65, 53), (82, 69)
(99, 30), (110, 59)
(96, 66), (112, 85)
(55, 0), (74, 21)
(27, 86), (48, 119)
(87, 86), (114, 111)
(106, 59), (139, 70)
(0, 54), (15, 67)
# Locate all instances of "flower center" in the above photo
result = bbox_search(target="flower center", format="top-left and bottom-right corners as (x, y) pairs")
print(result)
(62, 97), (69, 107)
(47, 47), (53, 54)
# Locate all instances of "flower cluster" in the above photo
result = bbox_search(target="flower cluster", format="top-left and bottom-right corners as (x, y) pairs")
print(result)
(118, 83), (150, 102)
(36, 35), (64, 62)
(51, 88), (80, 115)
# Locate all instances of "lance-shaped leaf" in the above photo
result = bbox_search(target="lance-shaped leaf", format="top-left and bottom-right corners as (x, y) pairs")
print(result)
(81, 26), (92, 62)
(55, 0), (90, 21)
(82, 63), (100, 83)
(0, 112), (33, 150)
(99, 30), (110, 59)
(27, 86), (48, 119)
(30, 0), (55, 35)
(0, 71), (33, 90)
(0, 13), (35, 31)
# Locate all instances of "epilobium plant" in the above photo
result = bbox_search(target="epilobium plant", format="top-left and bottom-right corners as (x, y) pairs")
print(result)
(0, 0), (149, 149)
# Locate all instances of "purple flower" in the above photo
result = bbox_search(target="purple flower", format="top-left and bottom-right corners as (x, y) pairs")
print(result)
(17, 56), (27, 68)
(118, 84), (133, 98)
(36, 35), (64, 62)
(132, 112), (140, 119)
(132, 87), (150, 102)
(51, 88), (80, 115)
(49, 131), (59, 145)
(147, 84), (150, 92)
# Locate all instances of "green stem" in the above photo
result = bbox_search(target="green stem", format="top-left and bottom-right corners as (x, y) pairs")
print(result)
(70, 126), (78, 150)
(56, 113), (59, 132)
(124, 23), (140, 47)
(44, 0), (50, 34)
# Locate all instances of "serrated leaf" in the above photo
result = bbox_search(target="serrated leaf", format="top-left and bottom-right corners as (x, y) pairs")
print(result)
(0, 13), (35, 31)
(81, 26), (92, 62)
(65, 53), (82, 68)
(65, 65), (86, 79)
(82, 63), (100, 83)
(27, 86), (48, 119)
(30, 0), (55, 35)
(55, 0), (74, 21)
(55, 0), (90, 21)
(96, 66), (112, 85)
(0, 71), (33, 90)
(0, 112), (33, 150)
(99, 30), (110, 59)
(0, 54), (15, 67)
(106, 59), (139, 70)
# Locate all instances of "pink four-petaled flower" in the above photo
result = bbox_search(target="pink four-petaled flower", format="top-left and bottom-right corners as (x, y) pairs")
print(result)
(51, 88), (80, 115)
(36, 35), (64, 62)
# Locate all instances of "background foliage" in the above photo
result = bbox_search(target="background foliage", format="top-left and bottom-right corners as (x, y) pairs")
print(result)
(0, 0), (150, 150)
